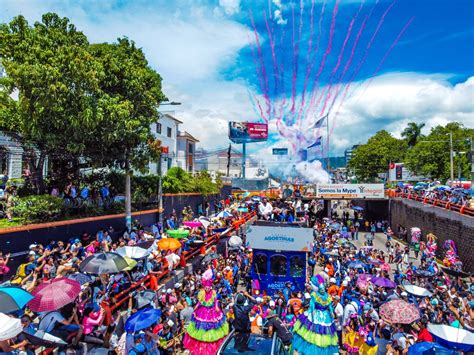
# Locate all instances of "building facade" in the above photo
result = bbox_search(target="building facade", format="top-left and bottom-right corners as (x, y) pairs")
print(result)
(177, 131), (199, 174)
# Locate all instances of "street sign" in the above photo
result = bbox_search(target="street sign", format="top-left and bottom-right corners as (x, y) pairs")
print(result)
(272, 148), (288, 155)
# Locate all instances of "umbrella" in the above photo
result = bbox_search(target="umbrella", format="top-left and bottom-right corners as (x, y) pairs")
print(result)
(357, 274), (373, 282)
(67, 273), (95, 286)
(198, 217), (211, 228)
(201, 252), (220, 264)
(157, 238), (181, 251)
(337, 238), (349, 245)
(167, 229), (190, 239)
(428, 324), (474, 352)
(403, 284), (433, 298)
(125, 308), (162, 333)
(228, 235), (243, 248)
(183, 221), (202, 228)
(0, 287), (34, 313)
(0, 313), (22, 341)
(136, 290), (157, 309)
(352, 206), (364, 211)
(329, 223), (341, 230)
(379, 299), (420, 324)
(116, 246), (149, 259)
(22, 329), (67, 347)
(123, 257), (138, 271)
(237, 207), (249, 213)
(79, 252), (129, 274)
(370, 277), (396, 288)
(415, 269), (437, 278)
(348, 261), (366, 269)
(440, 267), (469, 278)
(28, 278), (81, 312)
(407, 341), (456, 355)
(360, 246), (375, 250)
(216, 210), (232, 218)
(136, 240), (155, 250)
(381, 263), (391, 272)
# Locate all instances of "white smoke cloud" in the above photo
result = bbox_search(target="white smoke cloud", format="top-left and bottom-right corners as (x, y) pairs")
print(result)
(272, 0), (287, 25)
(293, 160), (330, 184)
(219, 0), (240, 15)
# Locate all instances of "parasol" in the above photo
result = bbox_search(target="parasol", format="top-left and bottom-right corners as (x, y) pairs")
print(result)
(198, 217), (211, 228)
(440, 267), (469, 278)
(228, 235), (243, 248)
(79, 252), (129, 274)
(136, 240), (155, 250)
(216, 210), (232, 218)
(352, 206), (364, 211)
(201, 252), (221, 264)
(22, 329), (67, 347)
(0, 313), (22, 341)
(167, 229), (190, 239)
(125, 308), (162, 333)
(28, 278), (81, 313)
(407, 341), (455, 355)
(67, 273), (95, 286)
(183, 221), (202, 228)
(357, 274), (373, 282)
(403, 284), (432, 298)
(381, 263), (391, 272)
(415, 269), (437, 278)
(348, 261), (366, 269)
(337, 238), (349, 245)
(116, 246), (149, 259)
(428, 324), (474, 352)
(0, 287), (33, 313)
(379, 299), (420, 324)
(370, 277), (396, 288)
(122, 257), (138, 271)
(157, 238), (181, 251)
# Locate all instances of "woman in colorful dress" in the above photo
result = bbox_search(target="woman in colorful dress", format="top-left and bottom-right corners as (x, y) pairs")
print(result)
(293, 277), (339, 355)
(183, 269), (229, 355)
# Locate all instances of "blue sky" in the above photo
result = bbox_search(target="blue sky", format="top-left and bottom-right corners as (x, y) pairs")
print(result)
(1, 0), (473, 161)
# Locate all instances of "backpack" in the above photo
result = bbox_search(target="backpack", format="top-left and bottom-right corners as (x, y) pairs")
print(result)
(11, 262), (32, 284)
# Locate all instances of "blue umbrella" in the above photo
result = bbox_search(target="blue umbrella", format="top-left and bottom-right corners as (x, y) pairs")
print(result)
(352, 206), (364, 211)
(125, 308), (161, 333)
(216, 210), (232, 218)
(428, 324), (474, 352)
(407, 341), (457, 355)
(67, 273), (95, 286)
(348, 261), (366, 269)
(0, 287), (34, 313)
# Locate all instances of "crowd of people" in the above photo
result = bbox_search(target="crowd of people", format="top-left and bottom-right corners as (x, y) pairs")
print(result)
(395, 184), (474, 209)
(0, 193), (473, 354)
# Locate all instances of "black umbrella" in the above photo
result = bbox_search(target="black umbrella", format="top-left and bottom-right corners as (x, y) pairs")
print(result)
(136, 240), (155, 250)
(441, 267), (469, 278)
(79, 252), (129, 274)
(201, 252), (220, 264)
(415, 269), (437, 278)
(22, 329), (67, 347)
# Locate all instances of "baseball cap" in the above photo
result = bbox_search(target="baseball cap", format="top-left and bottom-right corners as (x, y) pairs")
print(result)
(269, 300), (276, 307)
(330, 278), (336, 284)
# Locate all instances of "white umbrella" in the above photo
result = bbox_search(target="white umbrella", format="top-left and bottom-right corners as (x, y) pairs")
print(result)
(0, 313), (22, 341)
(216, 210), (232, 218)
(199, 217), (211, 228)
(228, 235), (243, 248)
(116, 246), (149, 259)
(428, 324), (474, 352)
(403, 284), (432, 297)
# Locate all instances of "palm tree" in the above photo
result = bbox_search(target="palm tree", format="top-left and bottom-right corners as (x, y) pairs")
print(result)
(402, 122), (425, 147)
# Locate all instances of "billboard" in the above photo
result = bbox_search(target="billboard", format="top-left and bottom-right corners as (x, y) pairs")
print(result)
(273, 148), (288, 155)
(316, 183), (385, 199)
(247, 226), (313, 252)
(388, 163), (427, 182)
(228, 122), (268, 144)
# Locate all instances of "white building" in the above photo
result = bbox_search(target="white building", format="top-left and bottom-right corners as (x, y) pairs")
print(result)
(149, 112), (182, 175)
(177, 131), (199, 174)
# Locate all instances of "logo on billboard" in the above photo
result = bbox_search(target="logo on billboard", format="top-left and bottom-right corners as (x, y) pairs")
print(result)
(358, 185), (365, 193)
(228, 121), (268, 144)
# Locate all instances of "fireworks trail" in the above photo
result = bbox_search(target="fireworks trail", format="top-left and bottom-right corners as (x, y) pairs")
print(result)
(290, 5), (297, 114)
(249, 9), (271, 121)
(318, 0), (364, 117)
(264, 11), (279, 100)
(307, 0), (341, 115)
(246, 30), (267, 121)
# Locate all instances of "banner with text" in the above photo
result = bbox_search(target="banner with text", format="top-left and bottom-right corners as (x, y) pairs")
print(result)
(247, 226), (313, 251)
(316, 184), (385, 199)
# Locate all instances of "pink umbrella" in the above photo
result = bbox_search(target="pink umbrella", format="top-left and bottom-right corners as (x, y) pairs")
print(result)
(381, 263), (391, 272)
(183, 221), (202, 228)
(380, 299), (420, 324)
(28, 278), (81, 312)
(357, 274), (373, 282)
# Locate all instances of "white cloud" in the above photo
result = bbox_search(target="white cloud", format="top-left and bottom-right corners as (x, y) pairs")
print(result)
(219, 0), (240, 15)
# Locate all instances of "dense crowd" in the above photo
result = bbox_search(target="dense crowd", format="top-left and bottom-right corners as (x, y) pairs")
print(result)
(0, 193), (472, 354)
(395, 184), (474, 208)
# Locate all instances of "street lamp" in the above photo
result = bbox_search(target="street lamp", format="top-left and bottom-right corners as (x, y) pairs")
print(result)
(157, 100), (182, 227)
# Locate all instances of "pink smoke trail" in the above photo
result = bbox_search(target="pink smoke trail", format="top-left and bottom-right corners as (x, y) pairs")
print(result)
(290, 5), (297, 114)
(293, 0), (305, 114)
(307, 0), (341, 114)
(331, 16), (415, 134)
(317, 0), (364, 116)
(264, 11), (279, 99)
(246, 30), (267, 121)
(297, 0), (327, 125)
(249, 10), (272, 122)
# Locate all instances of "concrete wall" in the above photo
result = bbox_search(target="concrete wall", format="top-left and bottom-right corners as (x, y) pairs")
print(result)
(390, 198), (474, 273)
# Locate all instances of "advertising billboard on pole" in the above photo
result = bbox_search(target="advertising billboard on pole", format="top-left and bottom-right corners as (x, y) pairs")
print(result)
(228, 122), (268, 144)
(315, 184), (385, 199)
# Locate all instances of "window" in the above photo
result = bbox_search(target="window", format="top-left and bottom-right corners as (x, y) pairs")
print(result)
(270, 254), (287, 276)
(167, 127), (172, 138)
(254, 254), (267, 275)
(156, 122), (162, 134)
(0, 147), (8, 176)
(188, 143), (193, 154)
(290, 255), (305, 277)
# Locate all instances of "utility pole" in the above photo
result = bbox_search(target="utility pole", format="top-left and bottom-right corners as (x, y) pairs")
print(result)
(227, 144), (231, 177)
(449, 132), (454, 182)
(158, 153), (163, 226)
(470, 136), (474, 190)
(242, 142), (246, 179)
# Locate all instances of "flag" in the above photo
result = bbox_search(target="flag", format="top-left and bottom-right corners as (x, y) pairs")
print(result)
(313, 115), (327, 128)
(307, 136), (322, 149)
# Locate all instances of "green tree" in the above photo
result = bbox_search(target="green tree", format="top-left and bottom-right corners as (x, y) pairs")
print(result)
(405, 122), (473, 181)
(348, 130), (407, 181)
(401, 122), (425, 147)
(0, 14), (101, 192)
(89, 39), (167, 228)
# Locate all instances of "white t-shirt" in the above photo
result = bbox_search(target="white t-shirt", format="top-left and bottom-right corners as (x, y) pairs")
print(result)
(334, 303), (344, 331)
(259, 202), (273, 216)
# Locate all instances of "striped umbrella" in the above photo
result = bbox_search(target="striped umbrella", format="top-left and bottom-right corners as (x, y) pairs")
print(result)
(0, 287), (33, 313)
(28, 278), (81, 312)
(79, 252), (129, 274)
(380, 299), (420, 324)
